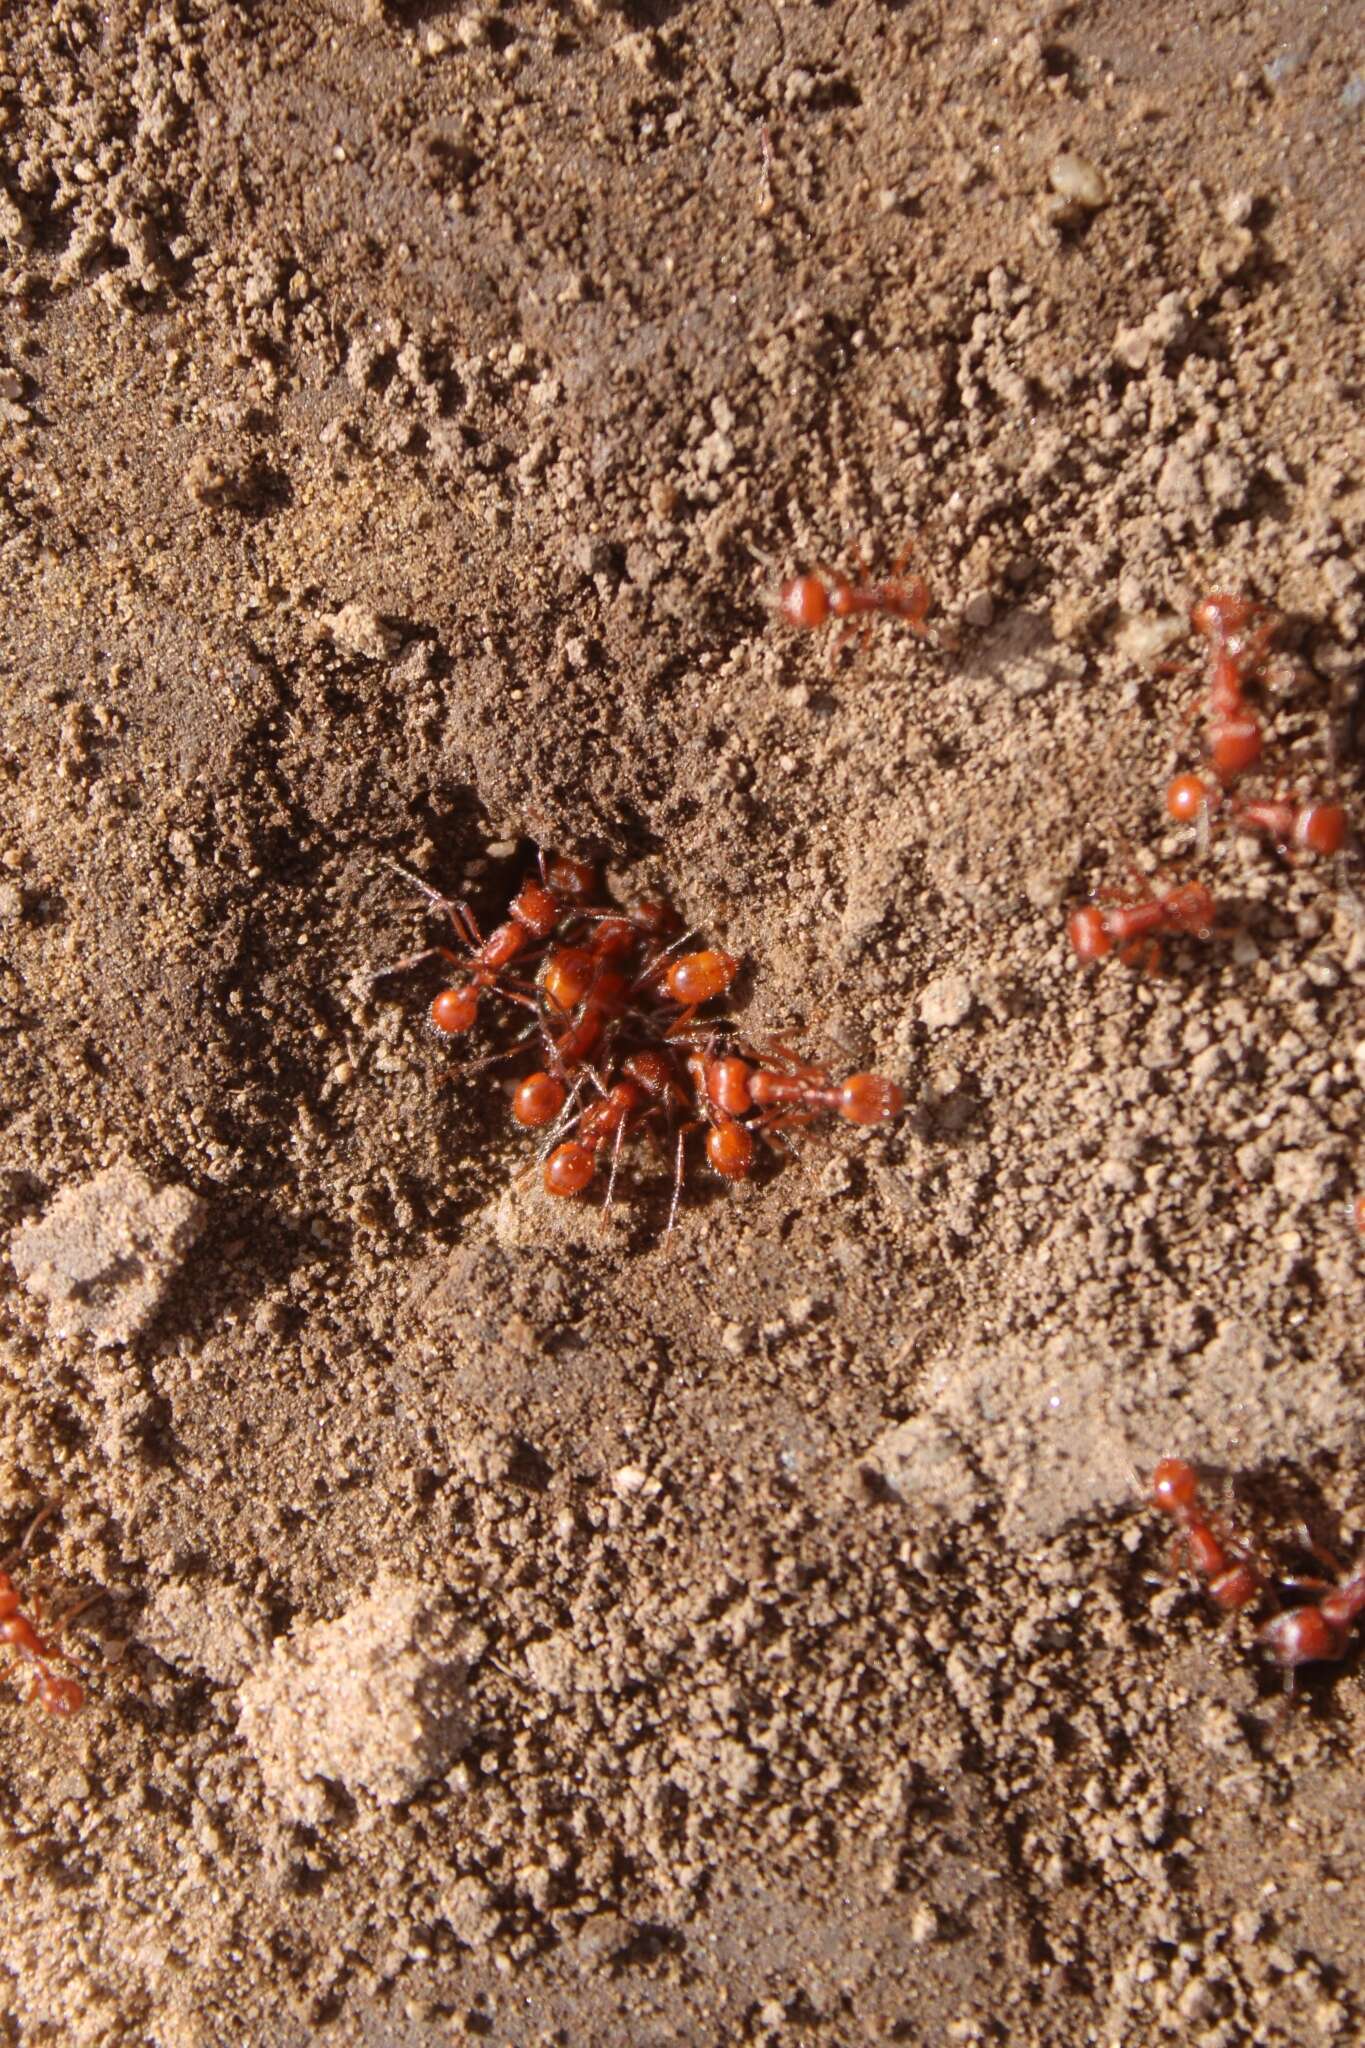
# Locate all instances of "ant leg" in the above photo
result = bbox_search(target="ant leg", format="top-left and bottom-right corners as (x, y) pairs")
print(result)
(603, 1112), (632, 1211)
(0, 1503), (58, 1574)
(667, 1122), (698, 1235)
(445, 898), (482, 949)
(368, 944), (464, 985)
(45, 1593), (103, 1642)
(1295, 1525), (1346, 1578)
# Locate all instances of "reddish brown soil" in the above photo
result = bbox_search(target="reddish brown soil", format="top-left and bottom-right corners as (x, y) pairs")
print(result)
(1, 3), (1363, 2043)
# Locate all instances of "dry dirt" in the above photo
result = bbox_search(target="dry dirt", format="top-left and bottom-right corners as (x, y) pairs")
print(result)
(1, 2), (1364, 2044)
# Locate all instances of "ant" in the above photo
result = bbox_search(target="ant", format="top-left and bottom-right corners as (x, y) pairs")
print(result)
(1189, 592), (1280, 782)
(0, 1509), (92, 1716)
(1256, 1546), (1365, 1684)
(1148, 1458), (1264, 1616)
(1165, 773), (1347, 857)
(698, 1044), (905, 1129)
(779, 542), (936, 656)
(1068, 873), (1218, 968)
(374, 853), (597, 1037)
(543, 1079), (649, 1202)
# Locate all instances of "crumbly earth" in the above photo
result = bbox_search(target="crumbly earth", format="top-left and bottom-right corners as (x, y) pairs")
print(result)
(0, 3), (1362, 2044)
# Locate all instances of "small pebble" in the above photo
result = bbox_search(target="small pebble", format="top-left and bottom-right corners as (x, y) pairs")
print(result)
(1048, 153), (1109, 210)
(920, 973), (973, 1030)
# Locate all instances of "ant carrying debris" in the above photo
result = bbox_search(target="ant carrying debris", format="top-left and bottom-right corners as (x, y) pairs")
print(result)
(373, 850), (905, 1228)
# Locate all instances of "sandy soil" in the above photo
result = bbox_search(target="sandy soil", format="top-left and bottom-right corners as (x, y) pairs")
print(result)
(1, 2), (1363, 2043)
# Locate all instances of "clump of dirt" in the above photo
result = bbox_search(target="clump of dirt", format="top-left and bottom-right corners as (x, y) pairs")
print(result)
(1, 2), (1363, 2044)
(238, 1573), (472, 1820)
(10, 1161), (206, 1345)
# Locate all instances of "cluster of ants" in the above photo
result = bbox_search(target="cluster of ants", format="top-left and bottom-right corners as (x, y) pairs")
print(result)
(373, 851), (904, 1228)
(1150, 1457), (1365, 1689)
(1068, 593), (1348, 968)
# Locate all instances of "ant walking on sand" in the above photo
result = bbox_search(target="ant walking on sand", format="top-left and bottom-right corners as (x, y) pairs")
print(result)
(1189, 592), (1280, 783)
(1165, 773), (1347, 858)
(1145, 1458), (1365, 1692)
(780, 542), (938, 657)
(1068, 873), (1218, 969)
(1148, 1458), (1263, 1617)
(1256, 1549), (1365, 1684)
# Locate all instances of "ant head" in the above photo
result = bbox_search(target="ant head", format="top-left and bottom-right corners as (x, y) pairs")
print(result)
(666, 951), (739, 1006)
(1151, 1457), (1199, 1517)
(36, 1673), (84, 1716)
(838, 1074), (904, 1125)
(1192, 593), (1257, 641)
(546, 856), (598, 901)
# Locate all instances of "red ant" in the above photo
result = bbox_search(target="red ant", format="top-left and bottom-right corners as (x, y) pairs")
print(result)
(1256, 1548), (1365, 1682)
(1165, 773), (1347, 857)
(698, 1045), (905, 1129)
(1149, 1458), (1263, 1616)
(1068, 874), (1218, 967)
(1189, 593), (1281, 782)
(0, 1510), (92, 1716)
(780, 543), (936, 656)
(543, 1079), (649, 1202)
(374, 853), (597, 1036)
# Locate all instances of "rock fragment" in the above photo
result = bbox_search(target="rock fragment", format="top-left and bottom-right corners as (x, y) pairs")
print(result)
(320, 601), (403, 660)
(860, 1416), (982, 1522)
(140, 1579), (270, 1686)
(237, 1574), (471, 1818)
(9, 1163), (207, 1346)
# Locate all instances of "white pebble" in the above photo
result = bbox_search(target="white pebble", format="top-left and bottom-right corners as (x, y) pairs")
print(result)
(1049, 153), (1109, 210)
